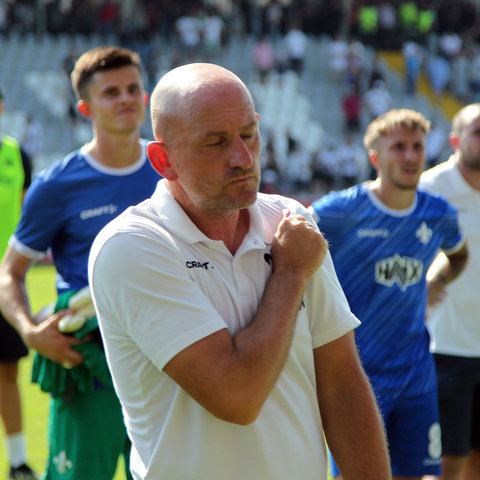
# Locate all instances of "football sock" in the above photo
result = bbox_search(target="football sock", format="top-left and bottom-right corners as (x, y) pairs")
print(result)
(6, 432), (27, 468)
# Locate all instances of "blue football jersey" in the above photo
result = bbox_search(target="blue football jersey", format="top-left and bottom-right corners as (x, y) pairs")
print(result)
(309, 183), (464, 398)
(12, 142), (159, 292)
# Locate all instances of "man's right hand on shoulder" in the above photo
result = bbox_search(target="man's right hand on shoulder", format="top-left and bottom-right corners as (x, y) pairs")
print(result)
(272, 210), (328, 281)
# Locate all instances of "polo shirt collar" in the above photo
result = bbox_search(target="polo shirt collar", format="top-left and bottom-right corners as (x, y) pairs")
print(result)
(445, 155), (475, 195)
(151, 179), (266, 248)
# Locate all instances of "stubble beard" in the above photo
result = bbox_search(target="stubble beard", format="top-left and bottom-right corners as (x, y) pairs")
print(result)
(463, 152), (480, 172)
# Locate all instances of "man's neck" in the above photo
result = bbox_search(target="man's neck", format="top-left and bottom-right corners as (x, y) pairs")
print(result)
(86, 133), (141, 168)
(368, 180), (416, 210)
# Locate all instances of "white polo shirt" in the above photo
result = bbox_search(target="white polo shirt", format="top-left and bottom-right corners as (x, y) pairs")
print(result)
(89, 179), (359, 480)
(420, 156), (480, 357)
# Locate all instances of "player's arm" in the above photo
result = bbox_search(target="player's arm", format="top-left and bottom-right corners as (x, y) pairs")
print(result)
(163, 213), (328, 425)
(426, 242), (468, 306)
(315, 332), (391, 480)
(0, 246), (84, 366)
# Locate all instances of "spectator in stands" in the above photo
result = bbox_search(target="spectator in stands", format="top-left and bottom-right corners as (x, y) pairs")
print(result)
(260, 134), (284, 194)
(417, 4), (436, 45)
(201, 5), (225, 61)
(252, 33), (276, 83)
(312, 139), (340, 193)
(285, 137), (313, 193)
(326, 33), (349, 83)
(450, 47), (470, 102)
(398, 1), (419, 43)
(341, 84), (362, 135)
(282, 20), (308, 75)
(336, 133), (369, 187)
(367, 54), (387, 90)
(0, 46), (159, 480)
(438, 31), (462, 64)
(403, 40), (422, 96)
(0, 87), (36, 480)
(468, 45), (480, 102)
(0, 2), (8, 37)
(22, 115), (43, 166)
(426, 50), (452, 105)
(97, 0), (118, 37)
(175, 5), (203, 62)
(264, 0), (284, 42)
(363, 79), (392, 122)
(345, 38), (367, 92)
(357, 4), (379, 47)
(377, 1), (398, 49)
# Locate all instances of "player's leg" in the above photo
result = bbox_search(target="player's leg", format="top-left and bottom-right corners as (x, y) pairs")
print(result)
(0, 314), (38, 479)
(0, 362), (21, 434)
(388, 389), (441, 480)
(462, 378), (480, 480)
(463, 449), (480, 480)
(434, 354), (480, 480)
(45, 387), (129, 480)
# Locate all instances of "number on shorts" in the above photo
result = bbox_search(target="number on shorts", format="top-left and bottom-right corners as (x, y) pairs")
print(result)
(428, 422), (442, 459)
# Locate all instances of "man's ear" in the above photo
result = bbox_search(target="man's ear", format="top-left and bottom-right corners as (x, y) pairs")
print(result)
(368, 148), (378, 169)
(449, 132), (459, 150)
(77, 100), (90, 117)
(147, 141), (177, 180)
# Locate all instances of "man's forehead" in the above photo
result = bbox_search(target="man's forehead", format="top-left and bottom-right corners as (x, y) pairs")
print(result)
(463, 115), (480, 132)
(90, 66), (141, 86)
(377, 127), (425, 147)
(382, 126), (425, 138)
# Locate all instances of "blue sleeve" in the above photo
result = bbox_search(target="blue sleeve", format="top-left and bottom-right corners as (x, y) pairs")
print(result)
(14, 172), (65, 254)
(309, 193), (347, 246)
(440, 200), (464, 253)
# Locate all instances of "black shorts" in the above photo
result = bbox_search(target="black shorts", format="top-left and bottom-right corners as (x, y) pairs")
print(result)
(0, 310), (29, 362)
(434, 353), (480, 455)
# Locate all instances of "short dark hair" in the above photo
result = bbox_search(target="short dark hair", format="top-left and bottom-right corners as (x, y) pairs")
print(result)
(70, 46), (142, 100)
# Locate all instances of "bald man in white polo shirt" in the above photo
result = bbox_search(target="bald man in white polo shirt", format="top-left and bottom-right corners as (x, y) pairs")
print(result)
(88, 62), (391, 480)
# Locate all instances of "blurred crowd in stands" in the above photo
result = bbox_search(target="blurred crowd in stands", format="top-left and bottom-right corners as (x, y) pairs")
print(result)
(0, 1), (478, 48)
(1, 0), (480, 201)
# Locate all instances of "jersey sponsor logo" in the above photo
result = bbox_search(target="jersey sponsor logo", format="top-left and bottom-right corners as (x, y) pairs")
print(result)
(357, 228), (390, 238)
(186, 260), (211, 270)
(416, 221), (433, 245)
(80, 203), (118, 219)
(375, 254), (423, 291)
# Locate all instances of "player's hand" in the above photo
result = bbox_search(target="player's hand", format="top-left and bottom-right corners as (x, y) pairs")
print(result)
(272, 210), (328, 280)
(25, 310), (85, 367)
